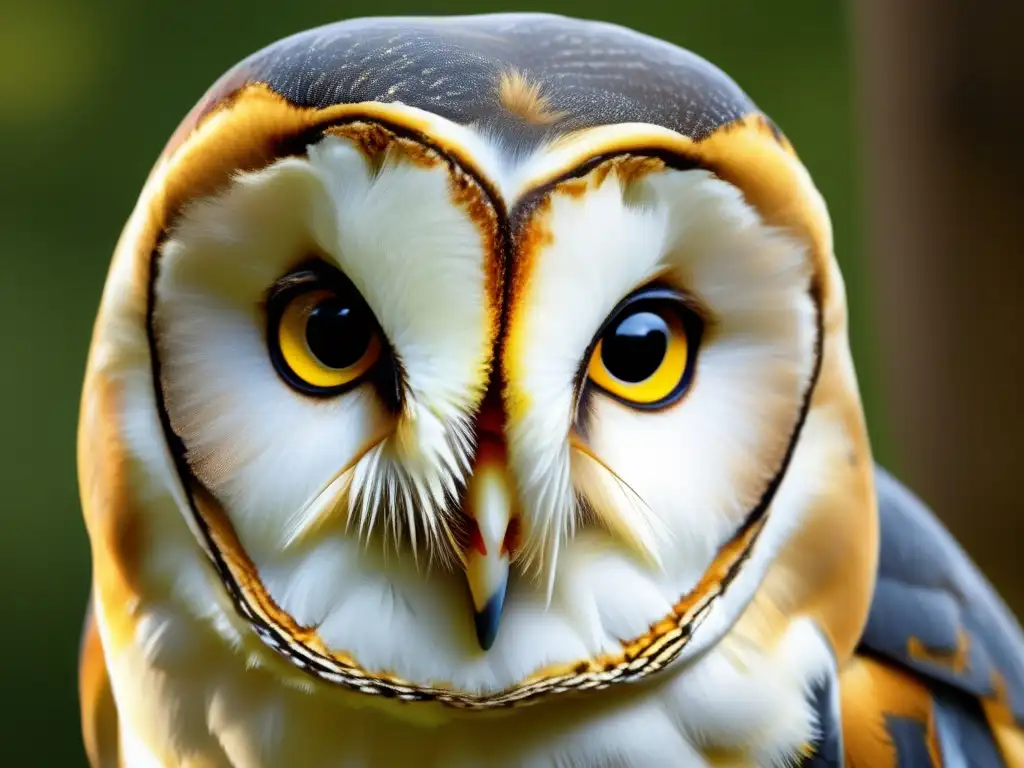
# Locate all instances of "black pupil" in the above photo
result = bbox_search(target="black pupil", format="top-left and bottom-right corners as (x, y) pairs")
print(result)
(601, 310), (670, 383)
(305, 297), (372, 370)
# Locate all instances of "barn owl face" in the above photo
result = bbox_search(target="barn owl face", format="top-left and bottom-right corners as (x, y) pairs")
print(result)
(83, 14), (867, 712)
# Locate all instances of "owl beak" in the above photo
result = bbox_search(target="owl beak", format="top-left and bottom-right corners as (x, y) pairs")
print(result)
(463, 431), (519, 651)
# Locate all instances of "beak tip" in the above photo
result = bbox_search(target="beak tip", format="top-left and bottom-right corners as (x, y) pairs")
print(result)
(473, 581), (507, 651)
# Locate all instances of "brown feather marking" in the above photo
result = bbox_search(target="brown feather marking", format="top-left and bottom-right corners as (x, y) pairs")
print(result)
(839, 654), (942, 768)
(701, 746), (754, 766)
(907, 629), (970, 674)
(980, 673), (1024, 767)
(496, 69), (568, 126)
(79, 600), (119, 768)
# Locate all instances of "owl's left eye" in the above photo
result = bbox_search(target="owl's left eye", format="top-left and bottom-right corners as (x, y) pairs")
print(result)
(586, 288), (702, 409)
(267, 268), (383, 396)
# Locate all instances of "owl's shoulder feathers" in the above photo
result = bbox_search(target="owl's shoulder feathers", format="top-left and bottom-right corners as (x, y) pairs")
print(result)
(834, 466), (1024, 766)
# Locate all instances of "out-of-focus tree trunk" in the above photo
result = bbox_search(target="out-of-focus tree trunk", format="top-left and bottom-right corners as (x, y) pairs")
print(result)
(851, 0), (1024, 614)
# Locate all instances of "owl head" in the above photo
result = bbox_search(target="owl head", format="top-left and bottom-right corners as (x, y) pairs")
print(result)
(80, 13), (876, 708)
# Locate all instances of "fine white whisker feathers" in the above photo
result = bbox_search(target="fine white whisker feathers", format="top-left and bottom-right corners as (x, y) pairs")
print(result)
(570, 440), (668, 570)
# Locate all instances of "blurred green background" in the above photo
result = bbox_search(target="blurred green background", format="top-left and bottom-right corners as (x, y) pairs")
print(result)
(0, 1), (876, 764)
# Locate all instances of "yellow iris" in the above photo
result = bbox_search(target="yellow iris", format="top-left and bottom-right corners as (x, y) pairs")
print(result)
(275, 288), (381, 391)
(587, 307), (689, 406)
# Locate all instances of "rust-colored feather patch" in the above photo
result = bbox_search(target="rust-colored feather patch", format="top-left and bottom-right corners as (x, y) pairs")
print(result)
(981, 673), (1024, 767)
(839, 654), (943, 766)
(496, 69), (567, 126)
(907, 630), (970, 675)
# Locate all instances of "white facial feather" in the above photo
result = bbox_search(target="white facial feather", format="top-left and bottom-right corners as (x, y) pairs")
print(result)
(506, 174), (671, 580)
(155, 135), (493, 561)
(306, 137), (493, 418)
(508, 166), (816, 601)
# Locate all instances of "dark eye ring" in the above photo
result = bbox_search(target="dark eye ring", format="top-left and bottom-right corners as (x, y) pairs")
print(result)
(585, 286), (703, 410)
(266, 263), (386, 398)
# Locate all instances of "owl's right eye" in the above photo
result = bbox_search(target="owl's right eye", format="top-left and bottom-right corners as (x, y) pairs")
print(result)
(266, 266), (384, 397)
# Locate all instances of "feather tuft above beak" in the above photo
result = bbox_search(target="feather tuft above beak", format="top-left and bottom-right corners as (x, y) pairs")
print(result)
(462, 401), (520, 651)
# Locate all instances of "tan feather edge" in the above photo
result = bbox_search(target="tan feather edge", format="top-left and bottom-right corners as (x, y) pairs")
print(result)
(79, 598), (119, 768)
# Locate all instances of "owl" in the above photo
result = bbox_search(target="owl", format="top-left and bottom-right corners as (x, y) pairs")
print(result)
(77, 13), (1024, 767)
